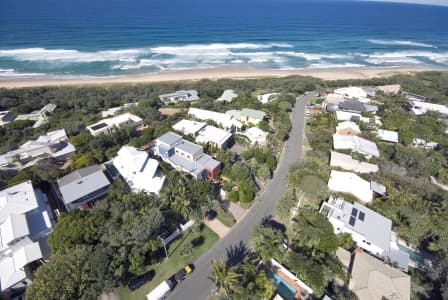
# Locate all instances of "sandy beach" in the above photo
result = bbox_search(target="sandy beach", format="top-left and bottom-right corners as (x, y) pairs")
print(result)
(0, 66), (441, 88)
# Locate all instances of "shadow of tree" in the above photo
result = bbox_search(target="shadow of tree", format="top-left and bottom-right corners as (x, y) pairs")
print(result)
(226, 240), (250, 268)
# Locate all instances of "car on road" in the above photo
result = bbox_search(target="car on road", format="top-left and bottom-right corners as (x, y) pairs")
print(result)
(174, 264), (194, 282)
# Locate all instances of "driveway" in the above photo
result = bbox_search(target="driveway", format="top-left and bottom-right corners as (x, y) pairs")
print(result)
(167, 94), (310, 300)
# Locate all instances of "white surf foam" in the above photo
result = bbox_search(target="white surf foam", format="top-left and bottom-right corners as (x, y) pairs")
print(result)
(368, 39), (437, 48)
(0, 68), (46, 77)
(308, 62), (366, 69)
(278, 51), (350, 60)
(366, 51), (448, 64)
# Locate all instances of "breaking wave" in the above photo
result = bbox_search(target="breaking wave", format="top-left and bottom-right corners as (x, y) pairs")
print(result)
(368, 39), (437, 48)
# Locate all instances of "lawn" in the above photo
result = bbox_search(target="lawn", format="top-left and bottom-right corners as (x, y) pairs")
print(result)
(215, 205), (236, 227)
(118, 226), (219, 300)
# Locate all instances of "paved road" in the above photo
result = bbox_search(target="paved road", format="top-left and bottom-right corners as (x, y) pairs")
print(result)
(168, 94), (310, 300)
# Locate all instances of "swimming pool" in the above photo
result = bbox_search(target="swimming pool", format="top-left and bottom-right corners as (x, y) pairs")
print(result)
(269, 272), (297, 300)
(398, 245), (423, 263)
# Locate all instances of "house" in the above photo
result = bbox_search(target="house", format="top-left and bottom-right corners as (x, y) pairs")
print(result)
(0, 129), (76, 171)
(377, 129), (399, 143)
(335, 111), (381, 126)
(377, 84), (401, 95)
(217, 89), (238, 102)
(195, 126), (233, 149)
(339, 100), (378, 113)
(349, 251), (410, 300)
(87, 113), (143, 136)
(172, 119), (207, 136)
(334, 87), (369, 102)
(319, 197), (410, 271)
(327, 170), (374, 203)
(0, 181), (54, 293)
(242, 127), (268, 146)
(335, 121), (361, 136)
(257, 93), (278, 104)
(408, 100), (448, 116)
(15, 103), (56, 128)
(172, 119), (233, 149)
(188, 108), (243, 132)
(333, 135), (380, 158)
(101, 102), (138, 117)
(330, 151), (378, 174)
(154, 132), (221, 180)
(159, 90), (199, 104)
(113, 146), (165, 195)
(57, 165), (110, 211)
(0, 111), (15, 127)
(413, 138), (439, 149)
(403, 92), (426, 102)
(226, 108), (266, 126)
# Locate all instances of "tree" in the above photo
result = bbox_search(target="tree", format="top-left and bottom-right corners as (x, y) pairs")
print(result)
(276, 190), (297, 221)
(250, 224), (285, 261)
(70, 153), (96, 170)
(26, 246), (94, 300)
(209, 257), (239, 297)
(227, 190), (239, 203)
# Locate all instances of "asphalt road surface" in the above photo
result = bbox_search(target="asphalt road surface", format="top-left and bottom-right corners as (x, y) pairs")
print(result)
(168, 94), (310, 300)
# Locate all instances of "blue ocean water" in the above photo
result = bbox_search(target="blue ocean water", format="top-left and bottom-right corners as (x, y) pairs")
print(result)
(0, 0), (447, 78)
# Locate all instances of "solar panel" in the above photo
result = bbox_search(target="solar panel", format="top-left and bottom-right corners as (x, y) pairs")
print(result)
(358, 211), (365, 221)
(349, 216), (356, 226)
(351, 208), (358, 217)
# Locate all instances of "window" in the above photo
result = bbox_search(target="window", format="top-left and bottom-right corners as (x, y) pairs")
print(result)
(351, 207), (358, 217)
(349, 216), (356, 226)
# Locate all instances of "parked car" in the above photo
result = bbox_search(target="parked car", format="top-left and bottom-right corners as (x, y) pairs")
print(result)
(174, 264), (194, 282)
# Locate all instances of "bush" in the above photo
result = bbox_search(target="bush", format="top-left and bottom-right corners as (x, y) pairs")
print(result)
(228, 190), (239, 202)
(241, 149), (254, 161)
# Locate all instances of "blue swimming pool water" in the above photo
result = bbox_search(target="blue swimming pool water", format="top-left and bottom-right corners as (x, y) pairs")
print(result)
(398, 245), (423, 263)
(269, 272), (297, 300)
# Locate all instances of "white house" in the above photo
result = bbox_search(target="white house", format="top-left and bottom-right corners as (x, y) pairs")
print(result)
(242, 127), (268, 146)
(188, 108), (243, 132)
(320, 197), (410, 271)
(408, 100), (448, 116)
(15, 103), (56, 128)
(172, 119), (233, 149)
(413, 138), (439, 149)
(377, 129), (399, 143)
(101, 102), (138, 117)
(330, 152), (378, 174)
(0, 181), (55, 293)
(0, 111), (15, 127)
(217, 89), (238, 102)
(0, 129), (76, 171)
(113, 146), (165, 195)
(257, 93), (278, 104)
(87, 113), (143, 136)
(327, 170), (373, 203)
(336, 111), (382, 126)
(159, 90), (199, 104)
(333, 134), (380, 158)
(334, 87), (369, 102)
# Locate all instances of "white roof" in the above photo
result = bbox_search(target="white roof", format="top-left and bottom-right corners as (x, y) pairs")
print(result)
(188, 108), (242, 130)
(336, 121), (361, 134)
(333, 135), (380, 158)
(413, 138), (438, 149)
(196, 125), (232, 147)
(159, 90), (199, 102)
(243, 127), (268, 145)
(0, 181), (39, 225)
(328, 170), (373, 203)
(325, 93), (346, 104)
(377, 129), (399, 143)
(172, 119), (206, 136)
(217, 89), (238, 102)
(330, 152), (378, 174)
(257, 93), (278, 104)
(146, 280), (172, 300)
(409, 100), (448, 116)
(334, 87), (368, 101)
(87, 113), (142, 133)
(113, 146), (165, 195)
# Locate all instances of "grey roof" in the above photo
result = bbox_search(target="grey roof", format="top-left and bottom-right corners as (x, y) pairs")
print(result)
(197, 154), (220, 170)
(339, 100), (365, 112)
(157, 132), (182, 147)
(57, 165), (110, 204)
(330, 201), (392, 252)
(241, 108), (266, 120)
(364, 104), (379, 112)
(175, 139), (203, 156)
(371, 181), (387, 196)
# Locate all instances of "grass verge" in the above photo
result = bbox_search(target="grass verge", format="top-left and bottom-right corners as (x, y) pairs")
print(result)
(118, 226), (219, 300)
(215, 206), (236, 227)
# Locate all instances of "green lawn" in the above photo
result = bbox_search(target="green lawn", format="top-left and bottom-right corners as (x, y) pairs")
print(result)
(215, 206), (236, 227)
(118, 226), (219, 300)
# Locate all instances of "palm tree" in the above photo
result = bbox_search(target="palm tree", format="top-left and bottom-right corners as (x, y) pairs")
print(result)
(209, 257), (239, 297)
(250, 225), (284, 262)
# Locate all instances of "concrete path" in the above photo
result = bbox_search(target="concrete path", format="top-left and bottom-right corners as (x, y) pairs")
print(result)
(204, 218), (231, 238)
(167, 94), (310, 300)
(228, 202), (247, 221)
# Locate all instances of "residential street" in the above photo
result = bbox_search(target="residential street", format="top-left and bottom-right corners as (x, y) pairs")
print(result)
(168, 94), (310, 300)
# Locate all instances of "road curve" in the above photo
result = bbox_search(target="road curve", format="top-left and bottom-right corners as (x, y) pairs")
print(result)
(168, 94), (310, 300)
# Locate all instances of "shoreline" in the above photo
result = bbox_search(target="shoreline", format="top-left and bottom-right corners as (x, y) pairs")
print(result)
(0, 66), (442, 88)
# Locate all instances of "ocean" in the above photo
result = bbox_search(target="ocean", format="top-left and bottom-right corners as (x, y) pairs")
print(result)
(0, 0), (447, 78)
